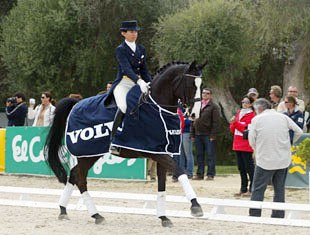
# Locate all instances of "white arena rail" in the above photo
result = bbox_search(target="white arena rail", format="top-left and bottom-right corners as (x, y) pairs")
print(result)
(0, 186), (309, 227)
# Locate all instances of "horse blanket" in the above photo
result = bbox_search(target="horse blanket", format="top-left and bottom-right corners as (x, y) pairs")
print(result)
(66, 85), (181, 157)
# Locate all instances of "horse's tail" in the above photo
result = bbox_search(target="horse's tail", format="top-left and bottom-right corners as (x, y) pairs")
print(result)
(45, 98), (79, 185)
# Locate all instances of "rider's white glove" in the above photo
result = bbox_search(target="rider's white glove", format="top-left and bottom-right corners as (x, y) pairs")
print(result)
(137, 79), (149, 94)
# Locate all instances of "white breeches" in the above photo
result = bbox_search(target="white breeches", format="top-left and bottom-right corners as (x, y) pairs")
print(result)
(113, 78), (135, 113)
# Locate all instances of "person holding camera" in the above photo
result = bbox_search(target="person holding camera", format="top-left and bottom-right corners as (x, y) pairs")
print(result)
(229, 95), (255, 197)
(28, 91), (55, 126)
(5, 92), (28, 126)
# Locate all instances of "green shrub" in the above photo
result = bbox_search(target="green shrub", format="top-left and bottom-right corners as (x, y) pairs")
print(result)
(295, 138), (310, 164)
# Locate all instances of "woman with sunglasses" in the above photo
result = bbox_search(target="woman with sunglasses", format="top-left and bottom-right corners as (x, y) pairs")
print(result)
(28, 91), (56, 126)
(230, 95), (256, 197)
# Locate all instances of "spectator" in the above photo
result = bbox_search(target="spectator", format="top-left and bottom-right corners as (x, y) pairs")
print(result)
(5, 92), (28, 126)
(269, 85), (282, 111)
(28, 91), (56, 126)
(283, 95), (304, 144)
(229, 95), (255, 197)
(180, 109), (194, 179)
(147, 159), (156, 181)
(248, 98), (303, 218)
(247, 88), (259, 101)
(277, 86), (305, 113)
(97, 81), (113, 95)
(172, 107), (185, 182)
(191, 88), (220, 181)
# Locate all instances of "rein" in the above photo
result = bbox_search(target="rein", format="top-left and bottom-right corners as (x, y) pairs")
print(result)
(130, 72), (202, 116)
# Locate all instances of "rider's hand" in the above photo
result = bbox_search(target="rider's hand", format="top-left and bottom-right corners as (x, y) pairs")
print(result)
(137, 79), (149, 94)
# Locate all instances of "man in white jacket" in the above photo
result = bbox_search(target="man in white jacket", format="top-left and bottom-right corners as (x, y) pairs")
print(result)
(248, 98), (303, 218)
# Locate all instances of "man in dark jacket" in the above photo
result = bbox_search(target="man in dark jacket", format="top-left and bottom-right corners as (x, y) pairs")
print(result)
(191, 88), (220, 180)
(5, 92), (28, 126)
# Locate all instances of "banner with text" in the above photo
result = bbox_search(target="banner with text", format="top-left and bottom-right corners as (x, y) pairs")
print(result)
(5, 127), (146, 179)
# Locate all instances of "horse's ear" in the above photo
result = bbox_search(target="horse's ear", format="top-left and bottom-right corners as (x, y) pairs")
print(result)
(199, 60), (208, 69)
(188, 61), (197, 71)
(198, 59), (208, 70)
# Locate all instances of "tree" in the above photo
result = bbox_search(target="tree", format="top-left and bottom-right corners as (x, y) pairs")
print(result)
(152, 0), (261, 120)
(0, 0), (17, 103)
(0, 0), (189, 101)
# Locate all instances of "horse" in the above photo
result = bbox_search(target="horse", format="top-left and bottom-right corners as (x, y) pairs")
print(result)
(45, 61), (207, 227)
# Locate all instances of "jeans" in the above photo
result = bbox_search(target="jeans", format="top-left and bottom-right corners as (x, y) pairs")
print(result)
(236, 151), (254, 193)
(249, 166), (288, 218)
(179, 133), (194, 177)
(194, 135), (216, 177)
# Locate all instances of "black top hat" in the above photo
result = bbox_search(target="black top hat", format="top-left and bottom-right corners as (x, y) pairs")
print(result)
(120, 20), (141, 31)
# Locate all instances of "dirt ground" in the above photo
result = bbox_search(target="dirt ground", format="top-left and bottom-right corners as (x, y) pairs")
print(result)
(0, 174), (309, 235)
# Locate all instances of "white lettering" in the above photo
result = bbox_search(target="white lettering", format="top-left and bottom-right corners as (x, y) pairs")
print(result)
(93, 124), (105, 138)
(29, 136), (44, 162)
(12, 135), (28, 162)
(167, 129), (181, 135)
(80, 127), (94, 140)
(92, 153), (137, 175)
(67, 121), (114, 144)
(67, 129), (82, 144)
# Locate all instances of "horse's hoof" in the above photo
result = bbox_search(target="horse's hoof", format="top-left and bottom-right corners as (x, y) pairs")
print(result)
(58, 214), (70, 220)
(161, 218), (173, 228)
(191, 205), (204, 217)
(94, 214), (106, 225)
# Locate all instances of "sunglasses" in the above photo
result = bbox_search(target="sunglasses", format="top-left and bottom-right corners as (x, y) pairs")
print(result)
(41, 96), (46, 99)
(202, 92), (211, 94)
(241, 101), (250, 104)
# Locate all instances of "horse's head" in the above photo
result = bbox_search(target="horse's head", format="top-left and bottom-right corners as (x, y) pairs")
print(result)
(176, 60), (208, 119)
(150, 60), (207, 118)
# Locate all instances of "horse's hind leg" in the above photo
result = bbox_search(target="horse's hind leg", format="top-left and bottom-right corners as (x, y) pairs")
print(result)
(156, 163), (173, 228)
(58, 167), (78, 220)
(156, 154), (203, 217)
(76, 157), (105, 224)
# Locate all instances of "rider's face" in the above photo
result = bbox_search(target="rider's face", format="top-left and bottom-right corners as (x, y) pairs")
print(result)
(121, 30), (138, 42)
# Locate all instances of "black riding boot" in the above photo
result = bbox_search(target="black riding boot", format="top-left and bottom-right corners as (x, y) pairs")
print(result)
(110, 109), (125, 154)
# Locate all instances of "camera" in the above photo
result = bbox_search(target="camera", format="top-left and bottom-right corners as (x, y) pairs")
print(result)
(7, 97), (17, 104)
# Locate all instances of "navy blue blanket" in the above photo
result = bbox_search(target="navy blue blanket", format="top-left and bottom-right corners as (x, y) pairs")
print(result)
(66, 94), (116, 157)
(66, 86), (181, 157)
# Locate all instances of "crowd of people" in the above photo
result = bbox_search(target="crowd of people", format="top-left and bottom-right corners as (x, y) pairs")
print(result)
(5, 91), (82, 127)
(169, 84), (307, 219)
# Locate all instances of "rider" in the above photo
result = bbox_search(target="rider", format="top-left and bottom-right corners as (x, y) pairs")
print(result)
(110, 20), (152, 151)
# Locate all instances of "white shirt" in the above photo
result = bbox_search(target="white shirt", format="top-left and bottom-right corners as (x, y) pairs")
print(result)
(28, 104), (56, 126)
(249, 109), (303, 170)
(125, 40), (136, 52)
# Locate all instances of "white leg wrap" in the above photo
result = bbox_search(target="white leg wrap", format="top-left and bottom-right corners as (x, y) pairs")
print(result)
(59, 183), (74, 208)
(82, 191), (98, 216)
(178, 174), (197, 201)
(157, 191), (166, 217)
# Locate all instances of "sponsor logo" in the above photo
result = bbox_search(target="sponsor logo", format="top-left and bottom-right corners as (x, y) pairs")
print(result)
(67, 122), (113, 144)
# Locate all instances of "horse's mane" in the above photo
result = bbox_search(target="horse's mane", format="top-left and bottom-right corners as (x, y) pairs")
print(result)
(154, 61), (189, 76)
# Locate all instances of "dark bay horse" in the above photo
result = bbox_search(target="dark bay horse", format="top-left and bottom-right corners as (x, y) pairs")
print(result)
(45, 61), (206, 227)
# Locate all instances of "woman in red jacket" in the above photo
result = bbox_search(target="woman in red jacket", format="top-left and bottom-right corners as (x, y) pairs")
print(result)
(230, 95), (255, 197)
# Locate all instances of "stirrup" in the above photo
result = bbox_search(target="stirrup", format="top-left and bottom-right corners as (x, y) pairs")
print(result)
(110, 145), (121, 156)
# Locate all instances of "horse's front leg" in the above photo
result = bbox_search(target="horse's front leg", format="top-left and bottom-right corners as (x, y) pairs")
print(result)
(76, 157), (105, 224)
(157, 154), (204, 217)
(157, 162), (173, 228)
